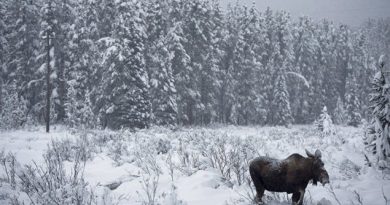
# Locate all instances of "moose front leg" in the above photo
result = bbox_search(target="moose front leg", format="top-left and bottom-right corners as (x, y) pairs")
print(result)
(292, 189), (305, 205)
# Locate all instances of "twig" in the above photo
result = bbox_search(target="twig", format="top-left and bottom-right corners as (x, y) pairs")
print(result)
(382, 186), (389, 205)
(353, 190), (363, 205)
(327, 184), (342, 205)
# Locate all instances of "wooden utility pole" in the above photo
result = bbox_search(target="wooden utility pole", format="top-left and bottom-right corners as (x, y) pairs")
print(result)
(45, 30), (52, 133)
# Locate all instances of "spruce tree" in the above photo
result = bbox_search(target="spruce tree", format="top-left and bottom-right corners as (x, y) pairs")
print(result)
(333, 97), (348, 125)
(291, 16), (317, 123)
(0, 82), (28, 129)
(345, 75), (362, 127)
(272, 64), (293, 126)
(366, 56), (390, 163)
(145, 0), (177, 126)
(231, 5), (261, 125)
(4, 0), (40, 113)
(0, 0), (6, 113)
(97, 0), (151, 129)
(315, 106), (335, 136)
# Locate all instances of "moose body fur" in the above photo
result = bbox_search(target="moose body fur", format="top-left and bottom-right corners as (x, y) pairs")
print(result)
(249, 150), (329, 205)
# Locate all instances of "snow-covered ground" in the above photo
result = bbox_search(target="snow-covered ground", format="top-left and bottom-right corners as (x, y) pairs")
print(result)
(0, 125), (389, 205)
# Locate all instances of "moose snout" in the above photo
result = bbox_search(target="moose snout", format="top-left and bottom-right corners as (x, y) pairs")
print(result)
(320, 171), (330, 185)
(321, 178), (330, 185)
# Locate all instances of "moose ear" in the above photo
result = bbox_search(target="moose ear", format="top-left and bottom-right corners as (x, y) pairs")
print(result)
(305, 149), (315, 158)
(315, 149), (322, 158)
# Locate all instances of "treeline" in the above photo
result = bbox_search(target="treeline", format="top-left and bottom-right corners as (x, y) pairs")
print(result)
(0, 0), (389, 129)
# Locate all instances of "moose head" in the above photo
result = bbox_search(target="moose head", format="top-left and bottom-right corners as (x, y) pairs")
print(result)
(305, 149), (329, 186)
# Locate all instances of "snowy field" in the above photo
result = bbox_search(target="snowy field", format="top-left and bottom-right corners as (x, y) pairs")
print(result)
(0, 125), (389, 205)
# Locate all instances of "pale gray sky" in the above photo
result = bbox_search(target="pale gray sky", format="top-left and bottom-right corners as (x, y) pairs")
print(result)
(220, 0), (390, 26)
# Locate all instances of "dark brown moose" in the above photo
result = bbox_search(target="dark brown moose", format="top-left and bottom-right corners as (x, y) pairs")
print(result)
(249, 149), (329, 205)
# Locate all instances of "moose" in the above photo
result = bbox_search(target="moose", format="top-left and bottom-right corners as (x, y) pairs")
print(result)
(249, 149), (329, 205)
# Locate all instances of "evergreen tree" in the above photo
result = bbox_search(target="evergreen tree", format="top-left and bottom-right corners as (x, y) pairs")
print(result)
(333, 97), (348, 125)
(65, 79), (95, 128)
(231, 5), (261, 125)
(169, 21), (191, 125)
(0, 0), (6, 113)
(145, 0), (177, 126)
(335, 25), (353, 101)
(97, 0), (151, 129)
(216, 3), (237, 124)
(366, 57), (390, 163)
(0, 82), (28, 129)
(38, 0), (57, 131)
(4, 0), (40, 113)
(315, 106), (335, 136)
(345, 75), (362, 127)
(272, 64), (293, 126)
(290, 16), (318, 123)
(50, 0), (76, 122)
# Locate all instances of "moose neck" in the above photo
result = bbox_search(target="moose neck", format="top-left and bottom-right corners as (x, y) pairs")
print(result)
(307, 157), (317, 185)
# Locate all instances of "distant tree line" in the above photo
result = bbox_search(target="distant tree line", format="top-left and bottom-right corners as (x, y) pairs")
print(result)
(0, 0), (389, 129)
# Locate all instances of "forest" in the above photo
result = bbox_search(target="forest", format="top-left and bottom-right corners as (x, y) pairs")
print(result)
(0, 0), (390, 130)
(1, 1), (390, 204)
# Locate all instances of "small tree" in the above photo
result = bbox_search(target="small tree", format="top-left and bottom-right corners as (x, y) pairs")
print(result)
(366, 55), (390, 165)
(315, 106), (335, 136)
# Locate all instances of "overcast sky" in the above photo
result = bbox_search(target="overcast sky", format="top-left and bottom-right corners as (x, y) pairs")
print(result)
(220, 0), (390, 27)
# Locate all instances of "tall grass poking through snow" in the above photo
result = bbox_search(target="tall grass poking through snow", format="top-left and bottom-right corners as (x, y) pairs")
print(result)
(0, 139), (96, 205)
(1, 125), (388, 205)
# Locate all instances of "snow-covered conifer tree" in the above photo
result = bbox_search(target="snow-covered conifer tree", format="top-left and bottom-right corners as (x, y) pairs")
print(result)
(231, 5), (261, 125)
(290, 16), (318, 123)
(333, 97), (348, 125)
(345, 76), (362, 127)
(272, 64), (293, 126)
(0, 82), (28, 129)
(366, 56), (390, 165)
(0, 1), (6, 113)
(315, 106), (335, 136)
(65, 79), (96, 128)
(4, 0), (40, 115)
(145, 0), (178, 126)
(97, 0), (151, 129)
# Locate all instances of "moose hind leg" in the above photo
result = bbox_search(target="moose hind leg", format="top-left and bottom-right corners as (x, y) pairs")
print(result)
(249, 169), (265, 204)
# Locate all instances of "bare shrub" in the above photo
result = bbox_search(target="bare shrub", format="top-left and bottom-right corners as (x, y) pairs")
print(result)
(0, 152), (17, 189)
(16, 142), (96, 205)
(47, 136), (94, 163)
(137, 174), (160, 205)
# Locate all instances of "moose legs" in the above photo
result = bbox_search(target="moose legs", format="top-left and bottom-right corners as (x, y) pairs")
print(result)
(292, 190), (305, 205)
(249, 169), (265, 204)
(253, 184), (265, 204)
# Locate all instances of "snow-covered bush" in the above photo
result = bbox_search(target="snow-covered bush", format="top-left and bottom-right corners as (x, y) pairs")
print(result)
(18, 142), (95, 205)
(51, 136), (95, 162)
(161, 184), (186, 205)
(0, 142), (96, 205)
(315, 106), (336, 137)
(196, 132), (259, 185)
(137, 174), (161, 205)
(157, 138), (172, 154)
(0, 82), (28, 129)
(175, 133), (206, 176)
(0, 152), (17, 190)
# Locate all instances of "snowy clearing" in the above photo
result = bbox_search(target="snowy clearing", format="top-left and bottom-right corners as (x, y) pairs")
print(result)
(0, 125), (389, 205)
